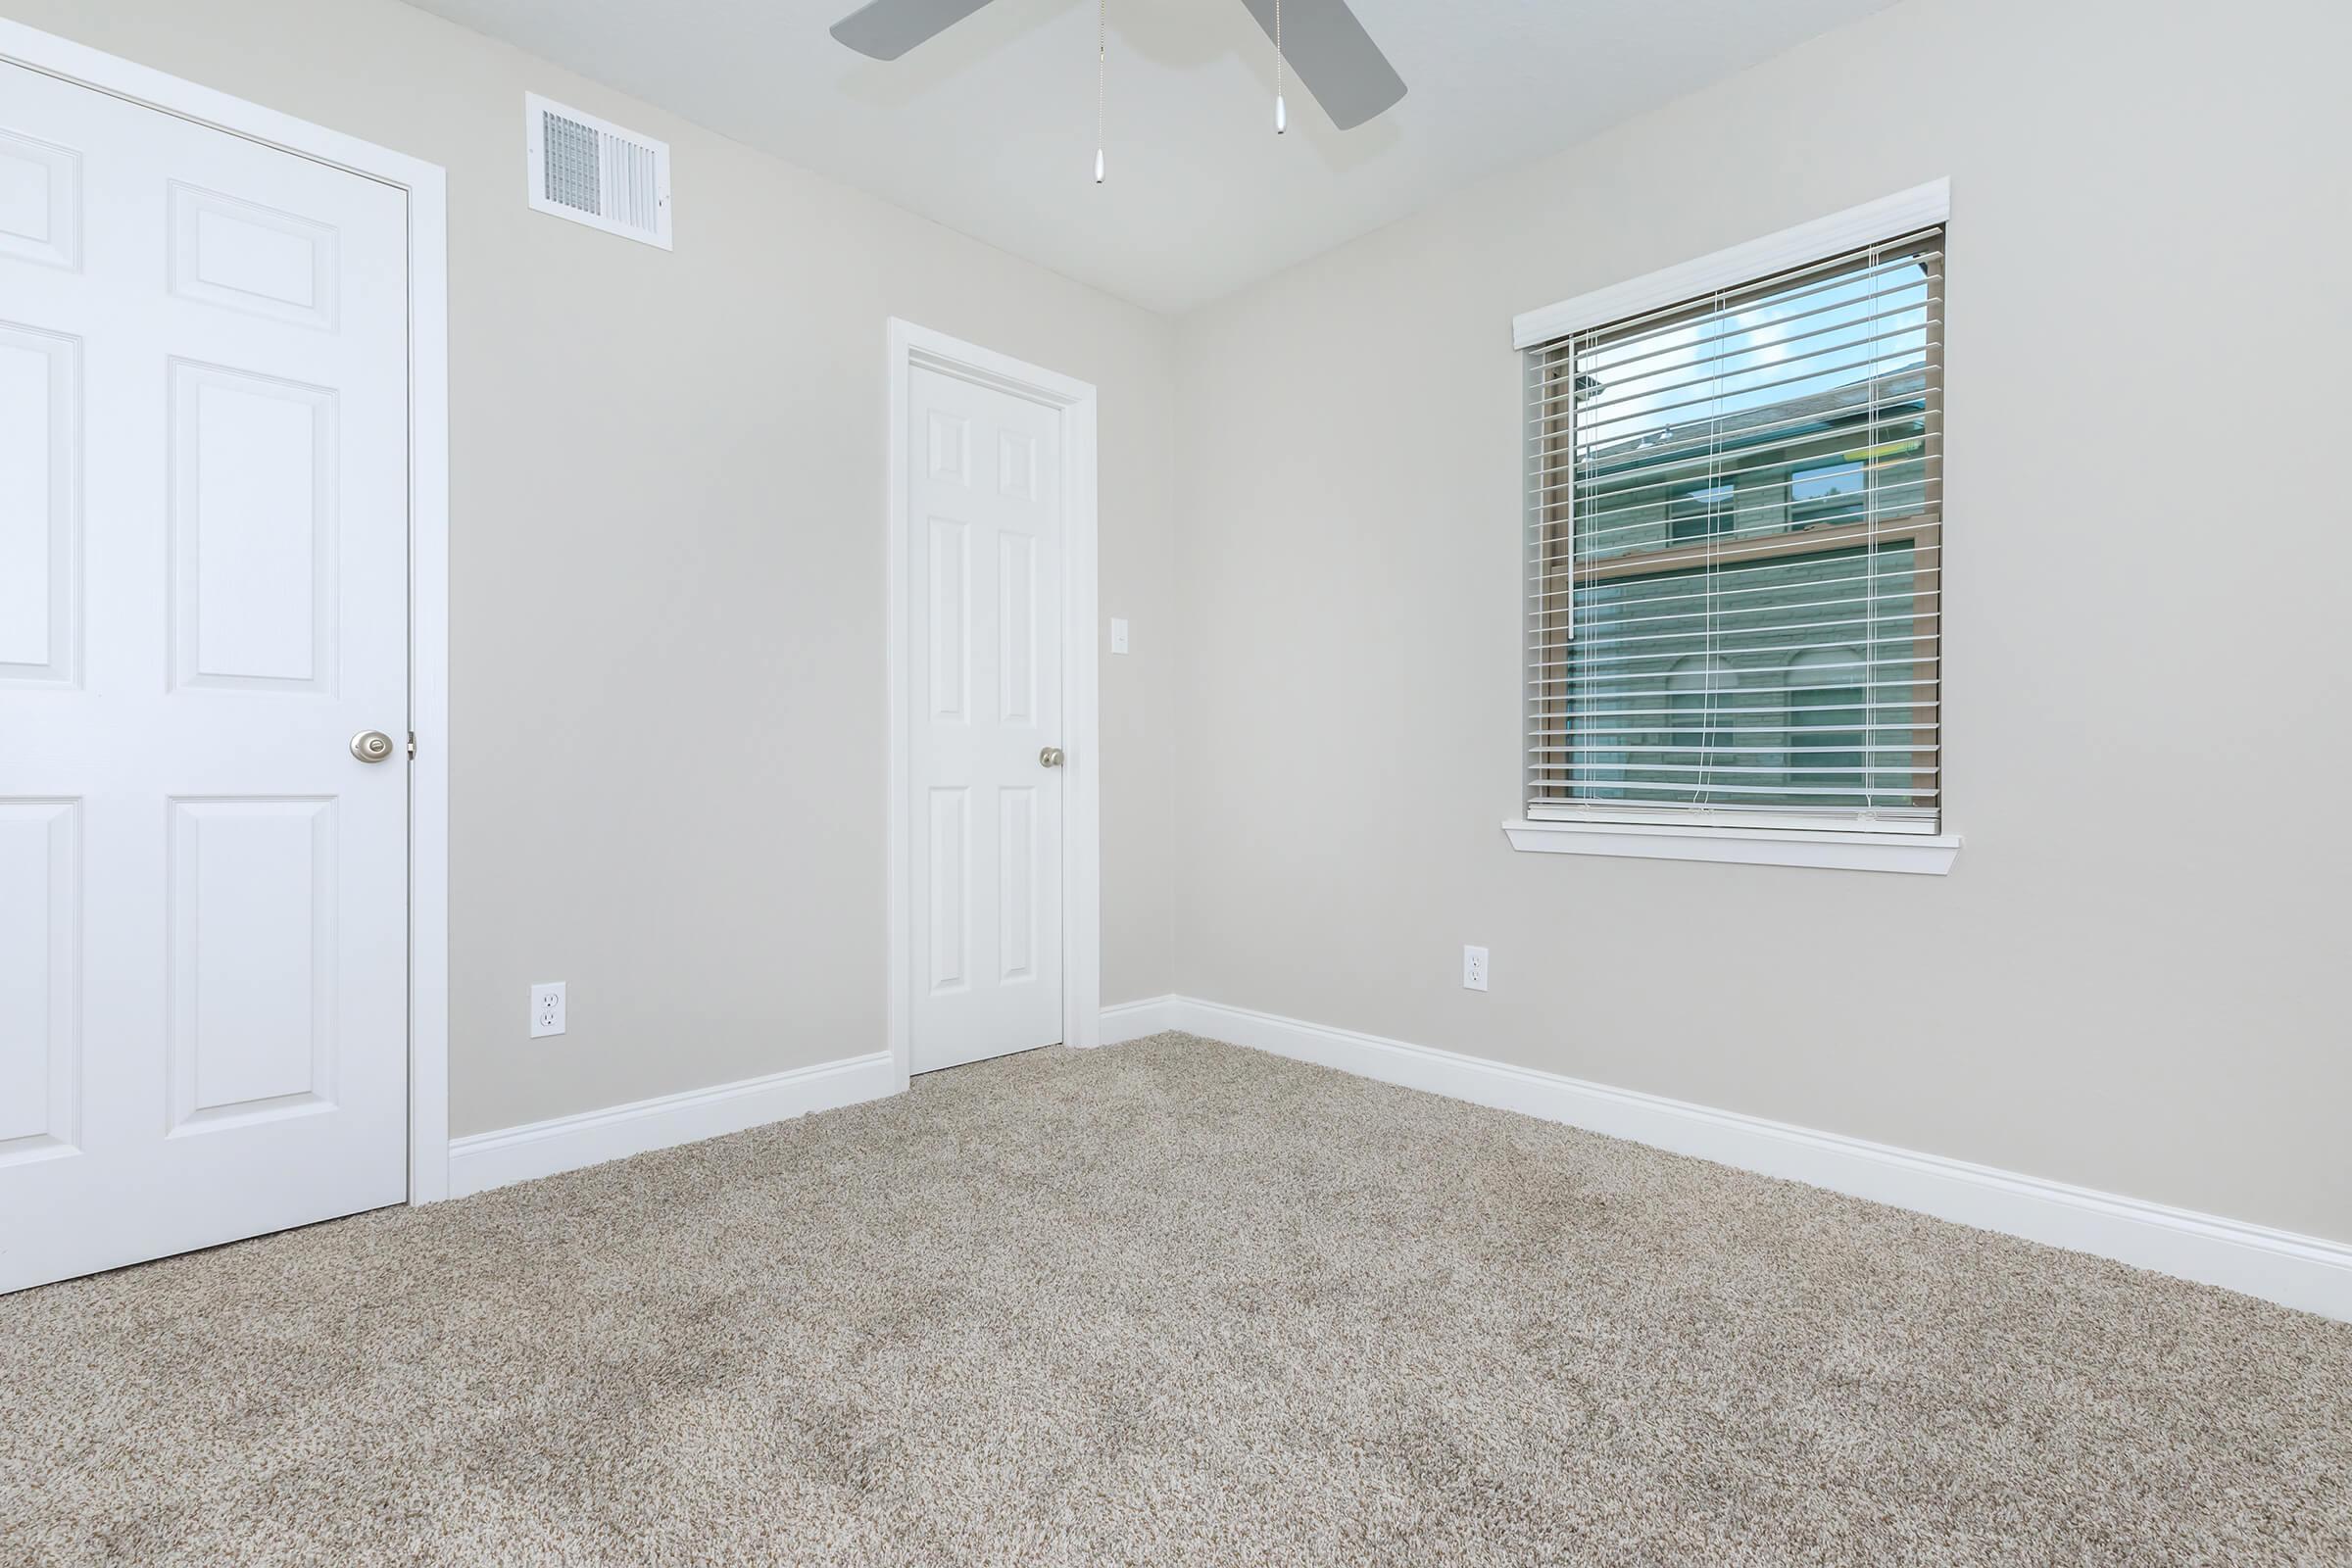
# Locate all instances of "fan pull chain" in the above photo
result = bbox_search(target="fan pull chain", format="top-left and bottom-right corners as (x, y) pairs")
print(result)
(1274, 0), (1287, 133)
(1094, 0), (1107, 182)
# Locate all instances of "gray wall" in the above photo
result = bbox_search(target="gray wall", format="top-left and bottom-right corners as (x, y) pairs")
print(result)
(3, 0), (1179, 1136)
(1170, 0), (2352, 1243)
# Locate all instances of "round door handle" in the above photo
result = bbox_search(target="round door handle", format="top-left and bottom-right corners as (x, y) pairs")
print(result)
(1039, 747), (1065, 768)
(351, 730), (397, 764)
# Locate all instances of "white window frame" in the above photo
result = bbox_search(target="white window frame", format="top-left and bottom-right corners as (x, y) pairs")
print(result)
(1505, 181), (1959, 876)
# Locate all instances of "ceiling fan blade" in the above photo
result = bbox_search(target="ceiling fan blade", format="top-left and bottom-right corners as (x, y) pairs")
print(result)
(830, 0), (1001, 61)
(1237, 0), (1406, 130)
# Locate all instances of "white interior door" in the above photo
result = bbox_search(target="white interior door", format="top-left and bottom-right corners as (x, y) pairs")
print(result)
(0, 63), (412, 1293)
(907, 365), (1064, 1073)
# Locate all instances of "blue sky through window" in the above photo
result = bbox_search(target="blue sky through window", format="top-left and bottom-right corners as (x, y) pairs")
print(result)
(1575, 257), (1933, 455)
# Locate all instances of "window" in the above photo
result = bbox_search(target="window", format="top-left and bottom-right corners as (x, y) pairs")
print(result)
(1522, 204), (1945, 848)
(1788, 460), (1868, 529)
(1667, 482), (1738, 541)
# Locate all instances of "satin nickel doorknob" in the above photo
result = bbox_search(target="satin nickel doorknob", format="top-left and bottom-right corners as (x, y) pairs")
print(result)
(1039, 747), (1065, 768)
(351, 730), (396, 763)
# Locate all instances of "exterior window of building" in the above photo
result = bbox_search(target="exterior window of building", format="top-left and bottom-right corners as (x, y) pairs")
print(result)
(1788, 460), (1868, 529)
(1525, 223), (1944, 832)
(1667, 481), (1739, 542)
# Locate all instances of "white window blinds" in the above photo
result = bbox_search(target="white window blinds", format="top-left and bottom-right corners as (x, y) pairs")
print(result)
(1526, 225), (1945, 833)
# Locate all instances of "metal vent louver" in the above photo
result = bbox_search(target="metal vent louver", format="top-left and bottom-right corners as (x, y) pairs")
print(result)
(524, 93), (671, 250)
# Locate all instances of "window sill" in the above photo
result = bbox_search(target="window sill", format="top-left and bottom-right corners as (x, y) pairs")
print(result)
(1502, 818), (1961, 876)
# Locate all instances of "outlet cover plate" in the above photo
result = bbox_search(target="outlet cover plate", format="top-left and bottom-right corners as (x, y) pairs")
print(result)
(530, 981), (566, 1038)
(1462, 946), (1489, 992)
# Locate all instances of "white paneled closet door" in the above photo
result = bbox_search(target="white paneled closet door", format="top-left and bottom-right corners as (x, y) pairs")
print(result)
(907, 366), (1064, 1073)
(0, 63), (413, 1293)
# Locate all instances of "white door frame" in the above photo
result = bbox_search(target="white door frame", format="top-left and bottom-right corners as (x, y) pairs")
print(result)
(0, 21), (454, 1202)
(885, 319), (1100, 1091)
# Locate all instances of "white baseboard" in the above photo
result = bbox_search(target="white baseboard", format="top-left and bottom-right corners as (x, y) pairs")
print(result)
(449, 1003), (1175, 1199)
(1100, 995), (1181, 1043)
(448, 1051), (898, 1198)
(1159, 997), (2352, 1323)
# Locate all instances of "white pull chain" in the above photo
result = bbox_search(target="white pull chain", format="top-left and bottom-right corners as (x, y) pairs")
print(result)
(1274, 0), (1287, 133)
(1095, 0), (1107, 181)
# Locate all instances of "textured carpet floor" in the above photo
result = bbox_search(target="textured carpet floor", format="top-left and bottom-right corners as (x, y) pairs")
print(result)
(3, 1033), (2348, 1566)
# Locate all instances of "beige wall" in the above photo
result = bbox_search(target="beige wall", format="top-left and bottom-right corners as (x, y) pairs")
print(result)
(16, 0), (2342, 1244)
(2, 0), (1179, 1136)
(1170, 0), (2352, 1242)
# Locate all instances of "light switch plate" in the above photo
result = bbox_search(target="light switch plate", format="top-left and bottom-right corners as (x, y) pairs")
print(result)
(1110, 617), (1129, 655)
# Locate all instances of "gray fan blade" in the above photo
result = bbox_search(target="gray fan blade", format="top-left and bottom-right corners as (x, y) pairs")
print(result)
(830, 0), (1001, 61)
(1237, 0), (1405, 130)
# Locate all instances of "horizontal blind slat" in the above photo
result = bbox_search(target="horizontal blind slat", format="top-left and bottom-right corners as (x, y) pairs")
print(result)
(1522, 779), (1934, 799)
(1533, 525), (1941, 578)
(1529, 408), (1940, 487)
(1535, 235), (1946, 362)
(1535, 300), (1945, 398)
(1531, 703), (1939, 724)
(1529, 583), (1941, 621)
(1532, 705), (1943, 720)
(1573, 343), (1941, 438)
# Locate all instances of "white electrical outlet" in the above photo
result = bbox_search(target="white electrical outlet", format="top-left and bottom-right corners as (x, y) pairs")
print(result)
(530, 981), (566, 1038)
(1462, 946), (1489, 992)
(1109, 617), (1130, 655)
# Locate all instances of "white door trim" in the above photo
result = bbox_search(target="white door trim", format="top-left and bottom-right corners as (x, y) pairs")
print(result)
(885, 319), (1100, 1092)
(0, 20), (454, 1203)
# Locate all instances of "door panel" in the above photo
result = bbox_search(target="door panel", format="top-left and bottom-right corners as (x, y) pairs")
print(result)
(0, 61), (411, 1293)
(0, 321), (75, 684)
(998, 785), (1036, 984)
(0, 125), (78, 270)
(0, 800), (76, 1159)
(171, 361), (340, 691)
(166, 797), (338, 1130)
(927, 784), (968, 996)
(908, 367), (1063, 1073)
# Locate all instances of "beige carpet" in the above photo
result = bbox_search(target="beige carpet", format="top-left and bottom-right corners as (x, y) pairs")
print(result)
(4, 1033), (2347, 1566)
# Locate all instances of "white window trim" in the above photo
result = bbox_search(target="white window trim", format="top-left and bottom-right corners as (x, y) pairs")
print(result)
(1503, 818), (1959, 876)
(1510, 178), (1958, 875)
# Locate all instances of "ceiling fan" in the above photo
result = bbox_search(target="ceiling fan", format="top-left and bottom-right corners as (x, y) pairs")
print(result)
(828, 0), (1407, 132)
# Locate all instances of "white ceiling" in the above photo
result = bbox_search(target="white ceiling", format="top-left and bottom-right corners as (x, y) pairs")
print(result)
(402, 0), (1902, 314)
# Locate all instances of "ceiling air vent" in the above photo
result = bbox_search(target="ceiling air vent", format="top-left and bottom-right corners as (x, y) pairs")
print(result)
(524, 93), (671, 249)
